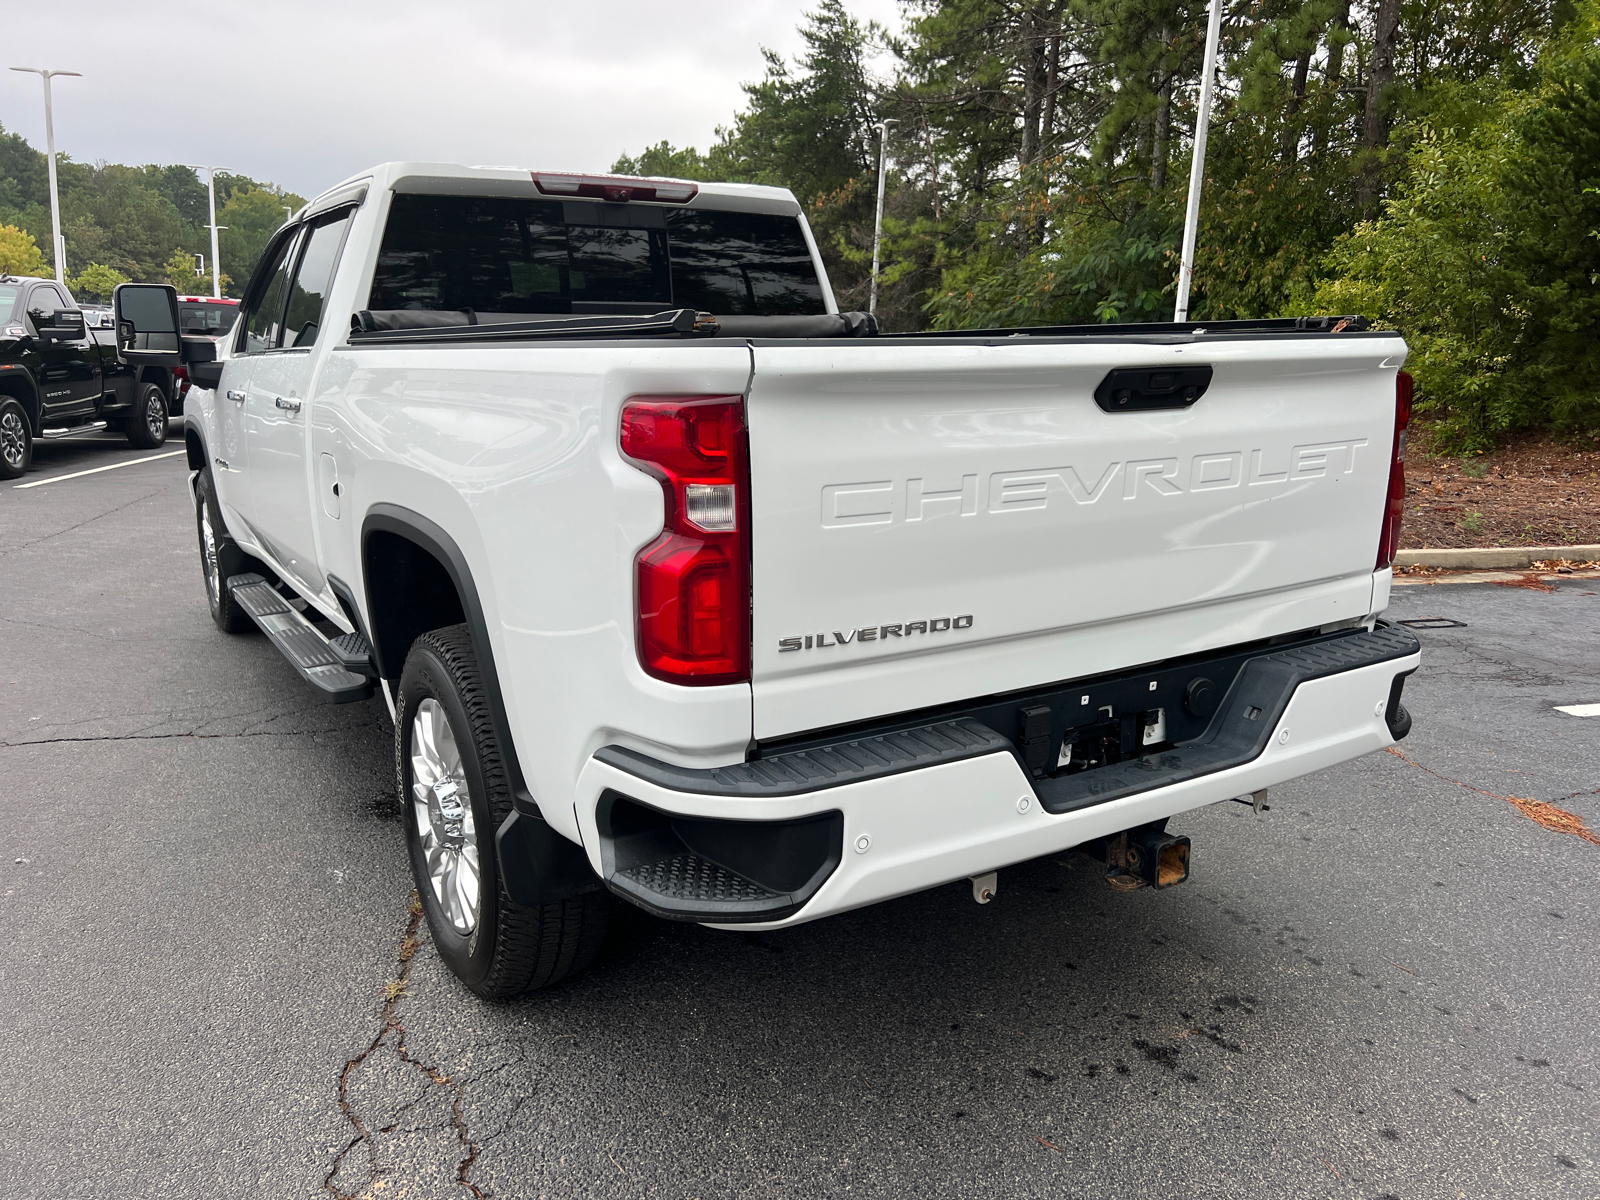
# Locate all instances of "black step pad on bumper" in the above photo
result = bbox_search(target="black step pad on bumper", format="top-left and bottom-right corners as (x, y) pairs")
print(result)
(599, 625), (1420, 812)
(596, 718), (1010, 797)
(1035, 624), (1419, 813)
(228, 574), (375, 704)
(597, 793), (842, 923)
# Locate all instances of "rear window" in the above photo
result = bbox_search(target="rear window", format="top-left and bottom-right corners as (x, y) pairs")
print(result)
(179, 301), (239, 336)
(368, 193), (824, 317)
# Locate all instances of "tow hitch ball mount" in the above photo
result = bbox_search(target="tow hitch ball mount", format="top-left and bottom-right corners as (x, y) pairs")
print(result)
(1079, 819), (1191, 891)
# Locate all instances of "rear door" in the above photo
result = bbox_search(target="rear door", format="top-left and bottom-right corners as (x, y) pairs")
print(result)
(744, 334), (1406, 739)
(220, 226), (300, 537)
(242, 208), (353, 597)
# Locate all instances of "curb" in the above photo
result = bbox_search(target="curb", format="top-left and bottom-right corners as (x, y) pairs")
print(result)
(1394, 544), (1600, 569)
(1393, 569), (1600, 588)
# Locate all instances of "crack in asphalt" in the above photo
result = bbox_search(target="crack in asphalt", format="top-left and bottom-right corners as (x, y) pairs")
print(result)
(1386, 747), (1600, 844)
(326, 894), (484, 1200)
(0, 482), (175, 560)
(3, 703), (386, 750)
(2, 727), (361, 749)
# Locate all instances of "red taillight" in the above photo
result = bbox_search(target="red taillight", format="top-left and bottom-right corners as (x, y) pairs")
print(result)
(621, 396), (750, 685)
(1376, 370), (1414, 570)
(532, 172), (698, 204)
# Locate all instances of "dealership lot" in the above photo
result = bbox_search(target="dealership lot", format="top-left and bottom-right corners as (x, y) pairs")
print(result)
(1, 434), (1595, 1200)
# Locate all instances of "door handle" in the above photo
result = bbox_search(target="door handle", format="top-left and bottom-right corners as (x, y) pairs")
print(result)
(274, 396), (302, 413)
(226, 389), (247, 402)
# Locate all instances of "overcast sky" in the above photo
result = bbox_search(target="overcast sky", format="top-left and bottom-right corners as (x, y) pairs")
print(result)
(3, 0), (904, 201)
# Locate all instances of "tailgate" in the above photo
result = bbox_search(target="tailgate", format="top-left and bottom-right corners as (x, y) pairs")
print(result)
(745, 334), (1407, 740)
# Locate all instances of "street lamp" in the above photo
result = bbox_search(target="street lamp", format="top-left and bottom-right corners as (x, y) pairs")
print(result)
(9, 67), (82, 286)
(869, 118), (898, 318)
(186, 165), (228, 298)
(1173, 0), (1223, 322)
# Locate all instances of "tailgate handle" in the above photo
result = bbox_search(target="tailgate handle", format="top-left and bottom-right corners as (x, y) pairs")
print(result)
(1094, 365), (1212, 413)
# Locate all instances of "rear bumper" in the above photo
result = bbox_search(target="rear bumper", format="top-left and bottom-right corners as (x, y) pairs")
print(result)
(576, 627), (1420, 929)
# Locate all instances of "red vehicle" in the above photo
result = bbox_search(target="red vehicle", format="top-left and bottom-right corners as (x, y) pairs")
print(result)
(173, 295), (240, 409)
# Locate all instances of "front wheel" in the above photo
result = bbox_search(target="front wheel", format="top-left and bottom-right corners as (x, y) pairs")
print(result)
(398, 626), (609, 999)
(0, 398), (31, 480)
(195, 468), (260, 633)
(124, 381), (169, 450)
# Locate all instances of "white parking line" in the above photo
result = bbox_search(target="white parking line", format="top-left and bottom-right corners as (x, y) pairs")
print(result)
(1554, 703), (1600, 717)
(13, 449), (186, 489)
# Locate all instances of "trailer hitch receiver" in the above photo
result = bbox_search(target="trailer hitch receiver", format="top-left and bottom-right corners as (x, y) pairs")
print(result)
(1078, 819), (1191, 890)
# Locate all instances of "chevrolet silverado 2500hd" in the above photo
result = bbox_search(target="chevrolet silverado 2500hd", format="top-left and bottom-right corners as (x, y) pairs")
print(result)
(110, 164), (1420, 999)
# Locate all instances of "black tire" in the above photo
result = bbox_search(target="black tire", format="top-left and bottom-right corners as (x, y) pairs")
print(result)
(124, 381), (169, 450)
(398, 625), (610, 1000)
(0, 397), (31, 480)
(195, 467), (261, 634)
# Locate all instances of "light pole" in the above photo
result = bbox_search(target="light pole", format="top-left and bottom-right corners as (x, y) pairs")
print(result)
(9, 67), (82, 285)
(1173, 0), (1223, 322)
(187, 165), (229, 298)
(869, 118), (898, 318)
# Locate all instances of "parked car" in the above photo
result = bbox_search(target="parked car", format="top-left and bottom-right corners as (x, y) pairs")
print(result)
(172, 295), (240, 408)
(113, 164), (1421, 1000)
(0, 275), (176, 480)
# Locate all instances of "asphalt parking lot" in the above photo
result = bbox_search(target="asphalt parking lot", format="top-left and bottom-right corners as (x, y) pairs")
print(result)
(2, 429), (1596, 1200)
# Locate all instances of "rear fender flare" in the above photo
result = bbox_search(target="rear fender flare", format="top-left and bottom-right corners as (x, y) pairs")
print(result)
(360, 503), (599, 906)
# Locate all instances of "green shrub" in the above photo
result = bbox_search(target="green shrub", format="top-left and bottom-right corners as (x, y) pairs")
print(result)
(1308, 26), (1600, 451)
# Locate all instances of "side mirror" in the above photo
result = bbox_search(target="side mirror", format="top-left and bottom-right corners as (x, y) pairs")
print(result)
(112, 283), (182, 365)
(189, 360), (225, 390)
(43, 308), (85, 341)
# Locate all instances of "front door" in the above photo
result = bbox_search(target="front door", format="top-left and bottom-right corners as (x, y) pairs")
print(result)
(224, 226), (299, 551)
(28, 284), (97, 423)
(242, 209), (353, 599)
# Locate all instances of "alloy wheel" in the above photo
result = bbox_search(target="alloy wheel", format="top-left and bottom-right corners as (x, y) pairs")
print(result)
(410, 697), (481, 934)
(199, 502), (221, 609)
(145, 392), (166, 441)
(0, 410), (24, 469)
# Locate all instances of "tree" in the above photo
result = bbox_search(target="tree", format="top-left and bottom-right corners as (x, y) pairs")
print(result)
(217, 184), (303, 297)
(67, 262), (129, 302)
(0, 132), (302, 289)
(600, 0), (1593, 439)
(161, 248), (231, 296)
(1309, 13), (1600, 449)
(0, 224), (48, 276)
(611, 142), (714, 178)
(709, 1), (883, 310)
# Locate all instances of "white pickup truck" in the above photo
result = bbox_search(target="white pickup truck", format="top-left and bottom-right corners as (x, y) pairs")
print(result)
(111, 163), (1421, 999)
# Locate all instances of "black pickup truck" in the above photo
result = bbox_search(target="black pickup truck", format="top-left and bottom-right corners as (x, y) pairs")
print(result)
(0, 275), (176, 480)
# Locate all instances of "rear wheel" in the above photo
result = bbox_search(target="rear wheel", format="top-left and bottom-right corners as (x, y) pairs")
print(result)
(398, 625), (610, 999)
(195, 468), (260, 634)
(124, 381), (169, 450)
(0, 398), (30, 480)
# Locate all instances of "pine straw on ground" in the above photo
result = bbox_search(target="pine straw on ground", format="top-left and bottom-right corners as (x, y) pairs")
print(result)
(1400, 431), (1600, 550)
(1387, 747), (1600, 845)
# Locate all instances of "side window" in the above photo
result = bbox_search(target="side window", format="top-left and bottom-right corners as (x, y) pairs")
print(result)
(238, 232), (299, 354)
(282, 211), (352, 348)
(29, 286), (61, 317)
